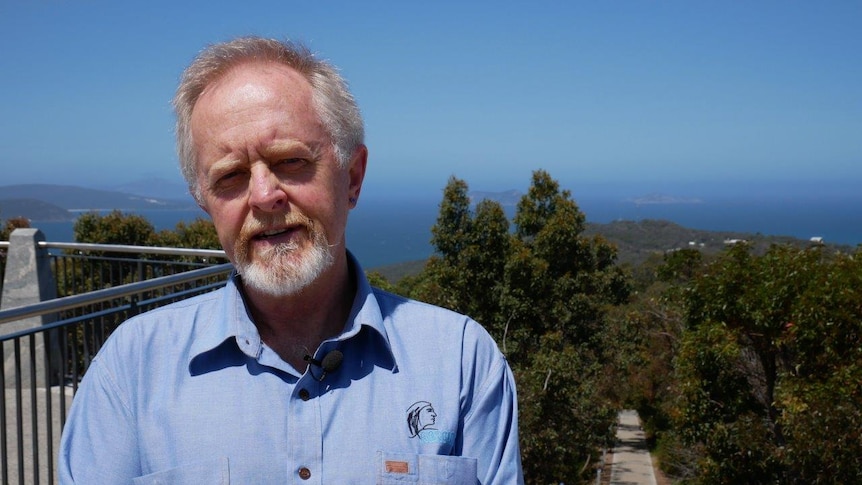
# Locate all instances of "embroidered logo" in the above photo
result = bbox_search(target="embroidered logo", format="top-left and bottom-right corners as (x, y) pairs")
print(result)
(406, 401), (455, 445)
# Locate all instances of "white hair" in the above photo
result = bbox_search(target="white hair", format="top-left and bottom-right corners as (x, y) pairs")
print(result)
(173, 36), (364, 201)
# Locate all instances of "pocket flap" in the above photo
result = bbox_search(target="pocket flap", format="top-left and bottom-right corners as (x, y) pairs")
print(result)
(133, 457), (229, 485)
(377, 451), (477, 484)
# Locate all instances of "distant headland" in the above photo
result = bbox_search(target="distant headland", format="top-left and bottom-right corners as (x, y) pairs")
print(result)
(0, 183), (197, 222)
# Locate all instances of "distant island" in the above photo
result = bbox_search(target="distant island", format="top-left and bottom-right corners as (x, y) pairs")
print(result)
(469, 191), (706, 208)
(469, 190), (523, 207)
(626, 193), (703, 205)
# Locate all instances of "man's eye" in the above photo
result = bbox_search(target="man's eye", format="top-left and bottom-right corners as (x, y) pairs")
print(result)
(219, 171), (241, 182)
(277, 158), (306, 166)
(212, 171), (246, 190)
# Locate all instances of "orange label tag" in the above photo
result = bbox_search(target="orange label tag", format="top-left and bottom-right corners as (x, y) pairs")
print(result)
(385, 461), (409, 474)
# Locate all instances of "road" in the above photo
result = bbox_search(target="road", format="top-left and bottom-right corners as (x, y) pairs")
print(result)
(610, 410), (658, 485)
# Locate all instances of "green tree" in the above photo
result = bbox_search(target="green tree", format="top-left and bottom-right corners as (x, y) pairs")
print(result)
(401, 170), (631, 483)
(417, 179), (511, 327)
(659, 243), (862, 483)
(1, 215), (31, 240)
(773, 249), (862, 483)
(152, 217), (221, 250)
(612, 248), (707, 480)
(62, 211), (158, 294)
(74, 210), (156, 246)
(65, 211), (224, 294)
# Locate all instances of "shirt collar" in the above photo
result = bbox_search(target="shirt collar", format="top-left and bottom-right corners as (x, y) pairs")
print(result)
(340, 252), (392, 346)
(189, 252), (396, 371)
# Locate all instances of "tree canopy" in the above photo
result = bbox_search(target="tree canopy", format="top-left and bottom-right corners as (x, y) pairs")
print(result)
(625, 243), (862, 483)
(399, 170), (631, 483)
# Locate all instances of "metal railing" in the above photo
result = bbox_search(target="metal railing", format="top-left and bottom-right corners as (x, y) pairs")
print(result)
(0, 242), (232, 484)
(45, 242), (227, 296)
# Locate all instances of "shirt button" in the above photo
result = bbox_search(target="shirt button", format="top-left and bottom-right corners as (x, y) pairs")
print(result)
(298, 467), (311, 480)
(299, 388), (310, 401)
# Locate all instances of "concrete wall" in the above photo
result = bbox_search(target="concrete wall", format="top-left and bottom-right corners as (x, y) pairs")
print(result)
(0, 228), (61, 387)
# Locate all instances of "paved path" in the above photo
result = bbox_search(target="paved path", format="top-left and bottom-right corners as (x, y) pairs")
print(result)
(610, 410), (658, 485)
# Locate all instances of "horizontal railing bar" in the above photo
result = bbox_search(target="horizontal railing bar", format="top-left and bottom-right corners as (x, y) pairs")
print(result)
(0, 263), (233, 326)
(40, 241), (226, 258)
(53, 254), (211, 267)
(0, 280), (228, 343)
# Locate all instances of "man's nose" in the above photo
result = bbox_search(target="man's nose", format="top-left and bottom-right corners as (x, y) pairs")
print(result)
(248, 165), (286, 212)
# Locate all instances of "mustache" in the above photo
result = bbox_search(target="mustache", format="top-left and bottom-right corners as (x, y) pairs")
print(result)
(239, 212), (316, 241)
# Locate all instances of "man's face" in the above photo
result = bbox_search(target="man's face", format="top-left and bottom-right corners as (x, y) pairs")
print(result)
(421, 405), (437, 427)
(189, 61), (365, 296)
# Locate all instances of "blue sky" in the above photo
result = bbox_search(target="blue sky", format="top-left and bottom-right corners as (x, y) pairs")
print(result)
(1, 1), (859, 201)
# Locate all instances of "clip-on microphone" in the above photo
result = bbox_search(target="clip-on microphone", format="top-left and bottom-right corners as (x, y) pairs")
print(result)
(303, 350), (344, 382)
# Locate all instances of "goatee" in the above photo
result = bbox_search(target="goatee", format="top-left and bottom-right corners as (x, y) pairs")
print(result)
(234, 212), (335, 297)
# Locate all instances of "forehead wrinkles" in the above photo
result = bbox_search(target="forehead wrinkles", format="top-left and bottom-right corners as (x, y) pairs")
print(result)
(215, 81), (274, 114)
(199, 63), (316, 118)
(190, 64), (333, 164)
(191, 63), (329, 151)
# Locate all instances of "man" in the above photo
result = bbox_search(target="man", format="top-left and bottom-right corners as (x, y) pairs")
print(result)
(59, 37), (523, 484)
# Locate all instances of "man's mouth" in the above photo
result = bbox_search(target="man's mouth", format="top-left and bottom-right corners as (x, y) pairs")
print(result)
(255, 228), (291, 240)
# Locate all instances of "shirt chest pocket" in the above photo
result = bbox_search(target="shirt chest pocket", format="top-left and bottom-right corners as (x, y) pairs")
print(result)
(377, 451), (477, 484)
(133, 457), (230, 485)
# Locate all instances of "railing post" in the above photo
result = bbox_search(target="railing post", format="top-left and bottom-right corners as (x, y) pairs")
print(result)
(0, 229), (61, 388)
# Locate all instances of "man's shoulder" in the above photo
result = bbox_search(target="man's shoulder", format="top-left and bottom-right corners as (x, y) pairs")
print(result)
(370, 287), (466, 325)
(104, 286), (227, 349)
(127, 285), (224, 323)
(368, 287), (501, 354)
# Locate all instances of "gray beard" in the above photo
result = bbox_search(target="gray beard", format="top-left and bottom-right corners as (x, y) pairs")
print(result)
(236, 234), (335, 297)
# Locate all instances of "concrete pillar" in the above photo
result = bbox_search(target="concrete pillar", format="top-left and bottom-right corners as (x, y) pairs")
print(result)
(1, 228), (60, 387)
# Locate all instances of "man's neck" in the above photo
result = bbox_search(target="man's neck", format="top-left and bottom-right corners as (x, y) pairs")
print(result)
(241, 255), (356, 371)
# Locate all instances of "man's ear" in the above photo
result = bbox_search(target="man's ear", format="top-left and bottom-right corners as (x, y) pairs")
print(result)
(347, 144), (368, 202)
(189, 183), (209, 214)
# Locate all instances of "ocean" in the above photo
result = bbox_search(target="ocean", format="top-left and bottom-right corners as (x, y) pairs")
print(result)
(32, 195), (862, 269)
(34, 202), (440, 269)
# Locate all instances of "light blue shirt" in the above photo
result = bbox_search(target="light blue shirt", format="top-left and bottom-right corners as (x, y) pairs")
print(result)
(59, 255), (523, 484)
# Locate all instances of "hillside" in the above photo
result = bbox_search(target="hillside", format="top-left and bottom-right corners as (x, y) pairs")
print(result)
(106, 177), (192, 200)
(0, 184), (196, 217)
(371, 218), (852, 282)
(582, 219), (843, 266)
(0, 198), (74, 222)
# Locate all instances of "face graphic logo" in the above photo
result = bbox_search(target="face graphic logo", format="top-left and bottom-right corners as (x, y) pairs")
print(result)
(406, 401), (455, 446)
(406, 401), (437, 438)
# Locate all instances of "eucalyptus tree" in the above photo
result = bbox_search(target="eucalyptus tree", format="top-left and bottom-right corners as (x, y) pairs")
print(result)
(666, 243), (862, 483)
(405, 170), (631, 484)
